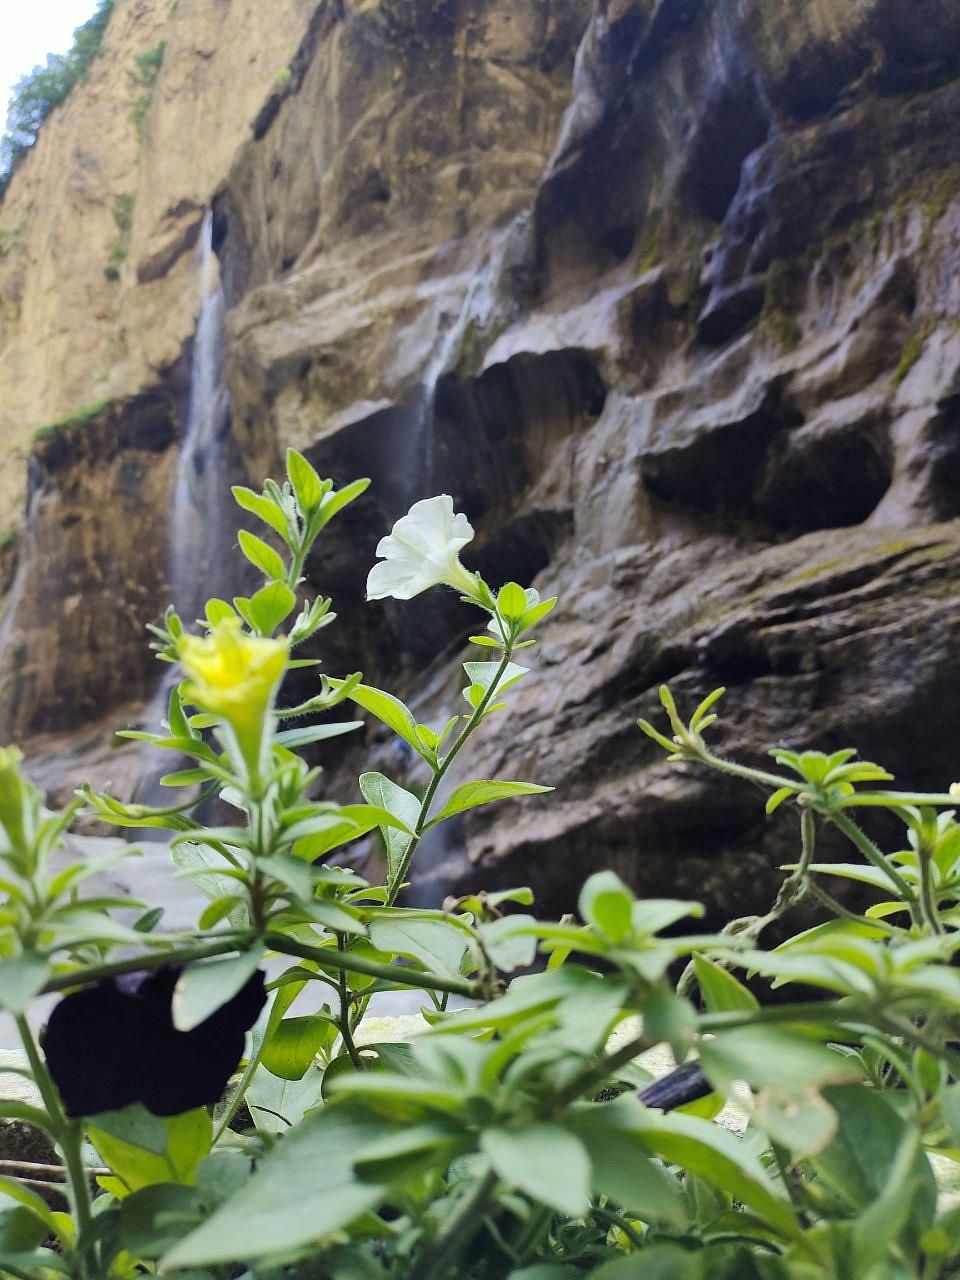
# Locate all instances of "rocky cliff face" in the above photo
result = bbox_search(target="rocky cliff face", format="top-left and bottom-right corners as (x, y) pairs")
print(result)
(3, 0), (960, 916)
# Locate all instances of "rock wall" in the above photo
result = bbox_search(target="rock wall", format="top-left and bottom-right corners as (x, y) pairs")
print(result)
(4, 0), (960, 916)
(0, 0), (311, 528)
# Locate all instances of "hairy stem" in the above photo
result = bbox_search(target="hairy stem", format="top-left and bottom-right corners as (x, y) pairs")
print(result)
(385, 649), (514, 908)
(917, 847), (943, 936)
(828, 810), (919, 917)
(806, 879), (900, 935)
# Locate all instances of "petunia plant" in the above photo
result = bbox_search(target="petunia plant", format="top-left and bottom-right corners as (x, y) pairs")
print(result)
(0, 452), (959, 1279)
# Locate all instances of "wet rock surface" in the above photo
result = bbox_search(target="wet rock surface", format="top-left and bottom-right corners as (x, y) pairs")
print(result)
(4, 0), (960, 914)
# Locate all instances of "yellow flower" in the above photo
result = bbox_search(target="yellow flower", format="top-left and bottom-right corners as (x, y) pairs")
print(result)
(180, 619), (288, 783)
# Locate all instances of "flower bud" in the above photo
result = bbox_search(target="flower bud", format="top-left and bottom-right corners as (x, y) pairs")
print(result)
(180, 619), (288, 787)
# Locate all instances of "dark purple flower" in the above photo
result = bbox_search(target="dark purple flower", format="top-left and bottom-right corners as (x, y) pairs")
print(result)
(42, 966), (266, 1119)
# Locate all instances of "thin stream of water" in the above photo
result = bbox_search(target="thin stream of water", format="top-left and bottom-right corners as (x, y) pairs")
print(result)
(136, 212), (232, 804)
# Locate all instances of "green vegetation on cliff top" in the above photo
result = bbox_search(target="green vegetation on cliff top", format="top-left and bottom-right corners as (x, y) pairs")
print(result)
(0, 0), (114, 200)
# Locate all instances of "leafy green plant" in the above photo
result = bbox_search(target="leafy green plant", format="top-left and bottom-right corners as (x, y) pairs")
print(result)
(0, 455), (958, 1278)
(0, 221), (25, 260)
(127, 42), (165, 134)
(32, 399), (113, 443)
(104, 195), (134, 283)
(0, 1), (114, 199)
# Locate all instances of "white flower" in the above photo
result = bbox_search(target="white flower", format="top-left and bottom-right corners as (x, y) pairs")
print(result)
(366, 495), (478, 601)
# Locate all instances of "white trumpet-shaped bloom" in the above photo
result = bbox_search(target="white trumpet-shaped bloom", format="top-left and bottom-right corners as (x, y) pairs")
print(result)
(366, 495), (478, 601)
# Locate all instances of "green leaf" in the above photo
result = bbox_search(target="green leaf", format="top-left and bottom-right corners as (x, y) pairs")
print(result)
(231, 485), (290, 539)
(314, 477), (371, 531)
(205, 598), (236, 626)
(579, 871), (635, 943)
(286, 448), (324, 512)
(642, 988), (698, 1060)
(292, 802), (412, 863)
(333, 682), (428, 759)
(261, 1016), (334, 1081)
(0, 1102), (52, 1131)
(425, 780), (551, 829)
(245, 581), (297, 635)
(699, 1027), (859, 1094)
(590, 1247), (702, 1280)
(160, 1105), (385, 1268)
(477, 915), (538, 971)
(752, 1088), (838, 1157)
(0, 1176), (63, 1240)
(631, 899), (705, 936)
(693, 955), (760, 1014)
(352, 1120), (465, 1183)
(0, 1205), (48, 1254)
(801, 862), (902, 892)
(813, 1085), (937, 1224)
(274, 720), (362, 749)
(497, 582), (528, 621)
(160, 767), (212, 787)
(89, 1106), (212, 1192)
(0, 953), (50, 1014)
(172, 947), (264, 1032)
(564, 1103), (686, 1226)
(246, 1062), (324, 1136)
(942, 1083), (960, 1146)
(508, 1267), (581, 1280)
(171, 842), (249, 926)
(117, 1183), (203, 1261)
(359, 773), (420, 881)
(198, 896), (245, 930)
(621, 1099), (804, 1244)
(369, 917), (468, 979)
(462, 660), (528, 699)
(518, 596), (557, 634)
(481, 1123), (591, 1216)
(237, 530), (285, 581)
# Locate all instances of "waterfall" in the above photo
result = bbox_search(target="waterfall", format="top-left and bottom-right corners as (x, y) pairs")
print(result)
(414, 225), (514, 493)
(169, 211), (232, 623)
(134, 212), (236, 801)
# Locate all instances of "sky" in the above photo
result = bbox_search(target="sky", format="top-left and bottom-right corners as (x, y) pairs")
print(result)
(1, 0), (100, 130)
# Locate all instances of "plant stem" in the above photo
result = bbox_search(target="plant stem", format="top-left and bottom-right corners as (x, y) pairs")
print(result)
(420, 1164), (500, 1280)
(828, 811), (920, 919)
(40, 936), (253, 994)
(510, 1203), (552, 1262)
(916, 847), (943, 936)
(266, 932), (479, 996)
(385, 649), (514, 908)
(694, 749), (802, 796)
(348, 648), (515, 1037)
(212, 1034), (267, 1146)
(806, 879), (899, 935)
(337, 939), (363, 1070)
(698, 1001), (863, 1032)
(550, 1034), (650, 1112)
(592, 1203), (646, 1250)
(14, 1015), (93, 1265)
